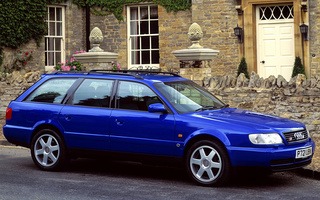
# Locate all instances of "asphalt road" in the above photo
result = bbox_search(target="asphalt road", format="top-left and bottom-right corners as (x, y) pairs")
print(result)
(0, 146), (319, 200)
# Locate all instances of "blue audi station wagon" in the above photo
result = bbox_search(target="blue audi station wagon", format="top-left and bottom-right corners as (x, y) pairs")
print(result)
(3, 70), (315, 186)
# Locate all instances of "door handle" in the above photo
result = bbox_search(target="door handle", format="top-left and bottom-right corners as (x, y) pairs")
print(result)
(260, 60), (265, 64)
(65, 116), (72, 121)
(115, 119), (124, 126)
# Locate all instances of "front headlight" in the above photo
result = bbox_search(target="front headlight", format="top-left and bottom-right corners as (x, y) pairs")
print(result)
(249, 133), (283, 145)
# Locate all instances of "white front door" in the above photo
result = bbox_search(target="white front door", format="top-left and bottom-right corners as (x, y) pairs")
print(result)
(257, 5), (294, 81)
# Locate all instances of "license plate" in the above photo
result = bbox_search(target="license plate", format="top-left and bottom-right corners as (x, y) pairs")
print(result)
(296, 146), (312, 159)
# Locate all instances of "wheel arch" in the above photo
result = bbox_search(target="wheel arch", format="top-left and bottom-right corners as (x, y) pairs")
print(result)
(30, 123), (66, 145)
(183, 132), (230, 160)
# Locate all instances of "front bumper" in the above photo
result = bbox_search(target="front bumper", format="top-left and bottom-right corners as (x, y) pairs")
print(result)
(227, 139), (315, 172)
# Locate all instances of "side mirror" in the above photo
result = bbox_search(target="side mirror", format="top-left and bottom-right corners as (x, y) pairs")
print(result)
(148, 103), (166, 113)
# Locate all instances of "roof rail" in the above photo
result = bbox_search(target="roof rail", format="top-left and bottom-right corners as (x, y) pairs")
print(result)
(50, 69), (180, 80)
(89, 70), (143, 79)
(50, 71), (89, 75)
(89, 69), (181, 77)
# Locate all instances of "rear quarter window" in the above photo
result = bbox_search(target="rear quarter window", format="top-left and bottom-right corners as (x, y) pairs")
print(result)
(24, 78), (77, 104)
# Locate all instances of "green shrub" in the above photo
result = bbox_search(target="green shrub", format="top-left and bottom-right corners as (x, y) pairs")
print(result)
(291, 56), (306, 78)
(237, 57), (249, 79)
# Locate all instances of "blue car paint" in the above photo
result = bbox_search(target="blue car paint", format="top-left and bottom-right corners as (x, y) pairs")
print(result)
(3, 72), (316, 170)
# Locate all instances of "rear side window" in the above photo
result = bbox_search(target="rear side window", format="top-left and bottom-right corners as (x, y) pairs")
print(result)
(25, 78), (77, 104)
(72, 79), (114, 108)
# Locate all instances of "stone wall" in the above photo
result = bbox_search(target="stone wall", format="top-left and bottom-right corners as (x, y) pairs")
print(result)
(203, 72), (320, 138)
(309, 0), (320, 76)
(0, 71), (41, 115)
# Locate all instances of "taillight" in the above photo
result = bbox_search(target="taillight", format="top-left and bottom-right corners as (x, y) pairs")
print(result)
(6, 107), (12, 120)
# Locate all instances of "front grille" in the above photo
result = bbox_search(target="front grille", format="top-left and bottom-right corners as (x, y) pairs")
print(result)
(282, 129), (308, 144)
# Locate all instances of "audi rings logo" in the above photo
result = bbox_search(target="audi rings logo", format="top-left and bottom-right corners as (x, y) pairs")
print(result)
(294, 132), (305, 140)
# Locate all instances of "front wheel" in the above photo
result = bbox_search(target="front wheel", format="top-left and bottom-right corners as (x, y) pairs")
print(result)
(31, 129), (69, 171)
(185, 140), (231, 186)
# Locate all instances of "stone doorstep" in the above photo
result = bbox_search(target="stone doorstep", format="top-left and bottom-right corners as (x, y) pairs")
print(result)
(0, 139), (319, 180)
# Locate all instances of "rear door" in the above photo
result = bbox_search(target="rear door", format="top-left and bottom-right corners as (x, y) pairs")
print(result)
(59, 78), (115, 150)
(109, 81), (176, 156)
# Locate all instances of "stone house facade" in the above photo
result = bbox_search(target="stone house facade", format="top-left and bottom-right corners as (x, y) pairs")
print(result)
(2, 0), (318, 81)
(1, 0), (320, 171)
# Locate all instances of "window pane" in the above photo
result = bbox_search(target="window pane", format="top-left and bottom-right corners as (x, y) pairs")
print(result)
(48, 52), (54, 66)
(45, 52), (48, 66)
(55, 38), (61, 50)
(151, 36), (159, 48)
(131, 37), (140, 50)
(141, 36), (150, 49)
(140, 21), (149, 34)
(49, 22), (55, 36)
(142, 51), (150, 64)
(48, 38), (54, 51)
(117, 81), (160, 111)
(130, 21), (139, 35)
(49, 7), (55, 21)
(131, 51), (140, 64)
(140, 6), (148, 20)
(56, 8), (62, 21)
(274, 6), (281, 19)
(150, 20), (158, 34)
(25, 79), (77, 104)
(57, 22), (62, 36)
(55, 52), (61, 64)
(130, 7), (138, 20)
(152, 50), (159, 64)
(73, 79), (114, 108)
(150, 6), (158, 19)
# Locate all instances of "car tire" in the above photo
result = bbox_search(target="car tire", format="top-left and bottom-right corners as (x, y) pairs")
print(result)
(31, 129), (69, 171)
(185, 140), (231, 186)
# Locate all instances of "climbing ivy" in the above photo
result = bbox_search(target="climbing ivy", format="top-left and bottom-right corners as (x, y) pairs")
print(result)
(72, 0), (191, 21)
(0, 0), (191, 68)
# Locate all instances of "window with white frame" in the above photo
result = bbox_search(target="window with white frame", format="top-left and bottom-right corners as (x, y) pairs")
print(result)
(45, 6), (65, 71)
(127, 5), (159, 69)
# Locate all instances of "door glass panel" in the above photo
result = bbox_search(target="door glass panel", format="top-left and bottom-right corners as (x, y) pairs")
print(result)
(73, 79), (114, 108)
(117, 81), (161, 111)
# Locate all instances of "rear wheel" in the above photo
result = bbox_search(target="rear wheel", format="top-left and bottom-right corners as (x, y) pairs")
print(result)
(185, 140), (231, 186)
(31, 129), (69, 171)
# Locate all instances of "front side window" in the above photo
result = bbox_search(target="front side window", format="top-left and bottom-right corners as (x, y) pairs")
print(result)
(45, 6), (65, 71)
(117, 81), (161, 111)
(25, 78), (76, 104)
(72, 79), (114, 108)
(127, 5), (159, 69)
(154, 81), (226, 114)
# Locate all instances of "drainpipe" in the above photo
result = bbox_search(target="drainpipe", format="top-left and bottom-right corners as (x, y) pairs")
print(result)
(86, 4), (90, 52)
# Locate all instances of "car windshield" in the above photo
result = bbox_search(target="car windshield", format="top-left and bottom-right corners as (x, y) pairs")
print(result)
(154, 81), (227, 114)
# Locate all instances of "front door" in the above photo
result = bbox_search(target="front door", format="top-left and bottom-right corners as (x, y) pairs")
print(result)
(257, 5), (295, 81)
(110, 81), (176, 156)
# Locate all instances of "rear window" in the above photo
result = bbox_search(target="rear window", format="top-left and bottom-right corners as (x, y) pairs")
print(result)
(25, 78), (77, 104)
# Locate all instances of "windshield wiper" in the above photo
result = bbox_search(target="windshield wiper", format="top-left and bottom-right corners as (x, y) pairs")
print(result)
(195, 106), (218, 112)
(220, 104), (230, 109)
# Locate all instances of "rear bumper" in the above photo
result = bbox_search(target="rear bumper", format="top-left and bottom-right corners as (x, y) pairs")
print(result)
(3, 124), (32, 148)
(227, 140), (315, 172)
